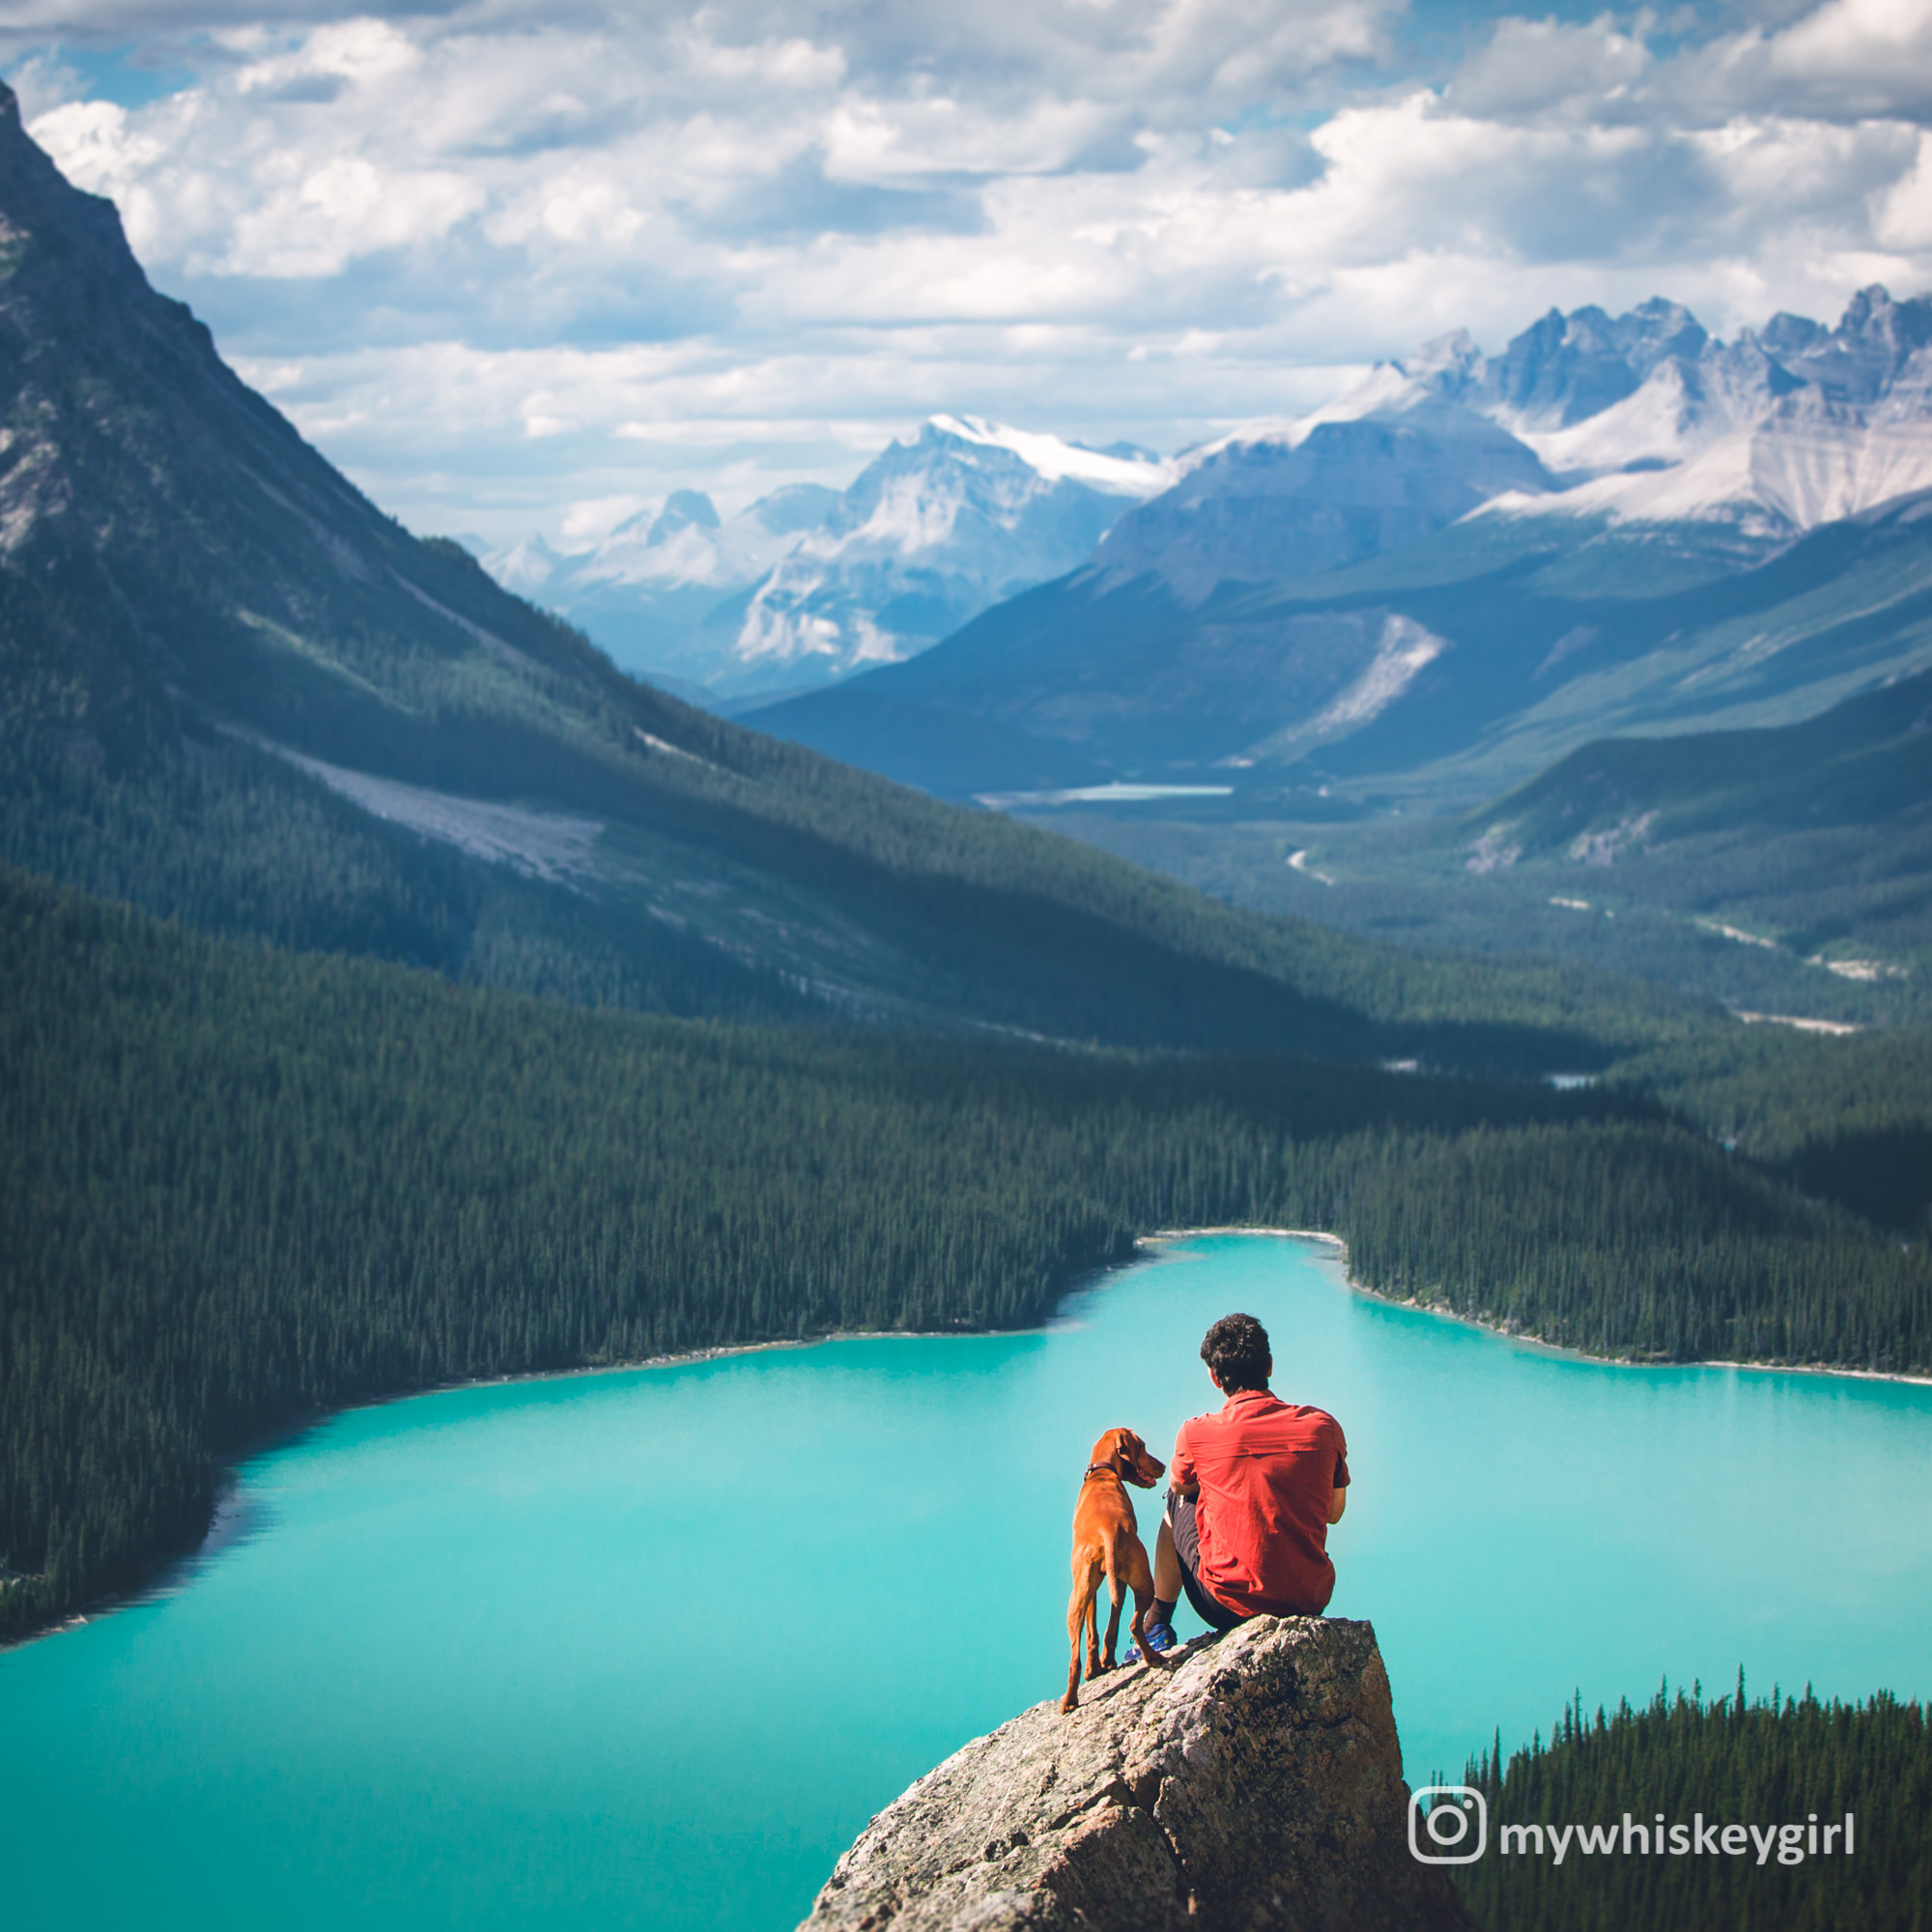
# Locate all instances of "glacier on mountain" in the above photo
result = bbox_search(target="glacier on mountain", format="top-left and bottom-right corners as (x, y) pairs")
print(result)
(1096, 284), (1932, 573)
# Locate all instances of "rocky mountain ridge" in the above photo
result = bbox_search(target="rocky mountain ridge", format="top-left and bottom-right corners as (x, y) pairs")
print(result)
(1088, 286), (1932, 606)
(485, 416), (1170, 700)
(1480, 288), (1932, 536)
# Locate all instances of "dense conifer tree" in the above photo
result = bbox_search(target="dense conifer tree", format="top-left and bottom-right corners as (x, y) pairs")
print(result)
(1454, 1679), (1931, 1931)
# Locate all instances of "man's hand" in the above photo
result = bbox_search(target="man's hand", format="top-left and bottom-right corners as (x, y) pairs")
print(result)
(1327, 1486), (1347, 1524)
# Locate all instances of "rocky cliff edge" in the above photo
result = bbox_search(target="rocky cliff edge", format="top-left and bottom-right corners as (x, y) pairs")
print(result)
(798, 1614), (1475, 1932)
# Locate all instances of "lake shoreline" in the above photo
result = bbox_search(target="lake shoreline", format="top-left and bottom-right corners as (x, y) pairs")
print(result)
(15, 1227), (1926, 1651)
(1142, 1226), (1932, 1389)
(0, 1321), (1049, 1652)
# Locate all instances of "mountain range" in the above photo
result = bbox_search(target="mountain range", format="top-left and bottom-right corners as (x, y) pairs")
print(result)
(481, 417), (1170, 702)
(744, 289), (1932, 809)
(503, 288), (1932, 730)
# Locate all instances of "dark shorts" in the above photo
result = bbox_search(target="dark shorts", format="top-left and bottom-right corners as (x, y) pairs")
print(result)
(1164, 1491), (1247, 1634)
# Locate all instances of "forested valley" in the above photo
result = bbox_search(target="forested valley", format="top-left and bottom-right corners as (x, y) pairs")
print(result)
(6, 863), (1928, 1638)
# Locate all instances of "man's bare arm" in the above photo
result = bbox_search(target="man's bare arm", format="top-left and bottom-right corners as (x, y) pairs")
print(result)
(1327, 1486), (1347, 1524)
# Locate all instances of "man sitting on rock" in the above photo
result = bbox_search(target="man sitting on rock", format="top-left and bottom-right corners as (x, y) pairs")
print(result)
(1131, 1311), (1350, 1658)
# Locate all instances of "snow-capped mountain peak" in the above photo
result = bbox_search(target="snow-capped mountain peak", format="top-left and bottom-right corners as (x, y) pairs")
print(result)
(1177, 362), (1435, 470)
(923, 414), (1175, 495)
(1402, 328), (1485, 391)
(646, 489), (720, 543)
(1176, 334), (1495, 476)
(484, 414), (1168, 697)
(1477, 297), (1710, 434)
(1476, 285), (1932, 535)
(720, 417), (1172, 679)
(481, 534), (562, 595)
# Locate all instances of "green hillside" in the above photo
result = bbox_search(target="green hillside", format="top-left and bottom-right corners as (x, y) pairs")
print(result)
(1610, 1025), (1932, 1234)
(1049, 654), (1932, 1030)
(1293, 491), (1932, 804)
(1483, 664), (1932, 852)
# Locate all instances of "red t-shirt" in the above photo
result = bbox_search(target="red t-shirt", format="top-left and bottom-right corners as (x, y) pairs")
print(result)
(1170, 1389), (1350, 1617)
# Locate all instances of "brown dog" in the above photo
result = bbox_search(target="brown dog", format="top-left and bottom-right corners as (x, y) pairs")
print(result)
(1062, 1427), (1176, 1713)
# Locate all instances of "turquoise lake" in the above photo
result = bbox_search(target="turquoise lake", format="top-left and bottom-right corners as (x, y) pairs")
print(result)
(7, 1233), (1932, 1929)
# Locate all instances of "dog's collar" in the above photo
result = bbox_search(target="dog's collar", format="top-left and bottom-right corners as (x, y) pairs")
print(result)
(1084, 1460), (1122, 1478)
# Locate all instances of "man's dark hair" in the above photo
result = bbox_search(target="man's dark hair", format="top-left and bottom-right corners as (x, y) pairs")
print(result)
(1201, 1313), (1270, 1392)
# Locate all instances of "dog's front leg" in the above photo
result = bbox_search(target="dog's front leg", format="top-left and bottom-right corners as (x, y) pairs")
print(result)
(1126, 1547), (1175, 1672)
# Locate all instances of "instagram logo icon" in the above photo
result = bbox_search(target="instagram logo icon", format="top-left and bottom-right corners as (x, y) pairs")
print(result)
(1409, 1786), (1488, 1864)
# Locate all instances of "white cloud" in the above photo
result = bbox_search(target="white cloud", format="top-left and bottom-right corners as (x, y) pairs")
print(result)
(1446, 14), (1651, 120)
(232, 14), (419, 90)
(1877, 129), (1932, 246)
(227, 155), (486, 276)
(1680, 0), (1932, 120)
(8, 0), (1932, 543)
(1758, 0), (1932, 99)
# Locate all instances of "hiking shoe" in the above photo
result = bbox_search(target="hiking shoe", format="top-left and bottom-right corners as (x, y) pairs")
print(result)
(1123, 1622), (1177, 1664)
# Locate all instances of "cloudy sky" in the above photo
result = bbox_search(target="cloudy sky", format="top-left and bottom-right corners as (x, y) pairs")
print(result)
(5, 0), (1931, 545)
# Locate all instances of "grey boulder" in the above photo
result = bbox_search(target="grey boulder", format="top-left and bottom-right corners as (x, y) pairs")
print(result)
(797, 1614), (1476, 1932)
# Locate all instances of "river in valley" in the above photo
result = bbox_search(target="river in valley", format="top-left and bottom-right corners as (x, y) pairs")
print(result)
(6, 1233), (1930, 1929)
